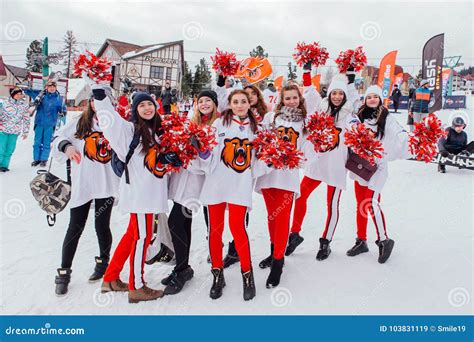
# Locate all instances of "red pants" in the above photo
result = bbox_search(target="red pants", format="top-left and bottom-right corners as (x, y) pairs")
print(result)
(291, 176), (342, 240)
(207, 203), (251, 272)
(354, 181), (388, 241)
(262, 188), (294, 260)
(103, 213), (153, 290)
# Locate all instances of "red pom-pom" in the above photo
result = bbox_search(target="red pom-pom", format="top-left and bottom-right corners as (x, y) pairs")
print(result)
(409, 113), (448, 162)
(292, 41), (329, 67)
(159, 114), (218, 172)
(335, 46), (367, 73)
(253, 129), (305, 170)
(306, 112), (340, 152)
(210, 48), (240, 77)
(344, 123), (384, 166)
(73, 51), (113, 83)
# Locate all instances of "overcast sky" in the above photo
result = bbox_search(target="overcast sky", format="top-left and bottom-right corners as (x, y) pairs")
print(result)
(1, 0), (472, 77)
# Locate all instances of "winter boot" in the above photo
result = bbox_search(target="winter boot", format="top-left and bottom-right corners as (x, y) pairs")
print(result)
(55, 268), (72, 296)
(258, 244), (274, 269)
(210, 268), (226, 299)
(316, 238), (331, 261)
(266, 258), (284, 288)
(163, 266), (194, 295)
(242, 269), (256, 301)
(285, 232), (304, 256)
(145, 243), (174, 265)
(88, 257), (109, 283)
(376, 239), (395, 264)
(438, 164), (446, 173)
(223, 241), (240, 268)
(101, 279), (129, 293)
(346, 238), (369, 257)
(128, 285), (164, 303)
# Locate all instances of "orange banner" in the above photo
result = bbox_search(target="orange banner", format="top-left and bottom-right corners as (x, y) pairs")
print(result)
(377, 50), (398, 106)
(235, 57), (273, 85)
(273, 75), (284, 91)
(311, 74), (321, 92)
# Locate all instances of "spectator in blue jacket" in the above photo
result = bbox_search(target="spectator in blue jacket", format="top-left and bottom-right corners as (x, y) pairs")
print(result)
(408, 79), (432, 132)
(24, 80), (67, 167)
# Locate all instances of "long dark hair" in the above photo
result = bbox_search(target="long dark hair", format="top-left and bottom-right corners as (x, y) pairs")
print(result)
(356, 97), (388, 139)
(75, 99), (96, 140)
(134, 112), (163, 154)
(221, 90), (258, 133)
(328, 91), (347, 123)
(243, 84), (267, 118)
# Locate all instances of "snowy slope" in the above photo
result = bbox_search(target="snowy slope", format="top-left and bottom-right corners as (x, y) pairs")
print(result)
(0, 107), (472, 316)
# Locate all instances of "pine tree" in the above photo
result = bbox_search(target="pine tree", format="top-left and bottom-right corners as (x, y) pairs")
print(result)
(199, 58), (211, 88)
(192, 64), (202, 95)
(61, 30), (79, 78)
(25, 40), (43, 73)
(249, 45), (268, 58)
(287, 62), (297, 80)
(181, 61), (194, 97)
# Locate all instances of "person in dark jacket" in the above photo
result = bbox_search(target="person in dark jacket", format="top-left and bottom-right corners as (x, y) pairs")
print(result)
(160, 82), (173, 114)
(409, 79), (432, 132)
(320, 86), (328, 99)
(24, 81), (67, 166)
(438, 117), (474, 173)
(407, 86), (416, 130)
(390, 84), (402, 113)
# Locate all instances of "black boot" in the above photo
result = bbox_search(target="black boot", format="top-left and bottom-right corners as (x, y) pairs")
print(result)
(438, 164), (446, 173)
(242, 269), (256, 301)
(31, 160), (40, 167)
(163, 266), (194, 295)
(258, 244), (274, 269)
(346, 238), (369, 257)
(88, 257), (108, 283)
(285, 232), (304, 256)
(145, 243), (174, 265)
(223, 241), (239, 268)
(209, 268), (226, 299)
(55, 268), (72, 296)
(316, 238), (331, 261)
(266, 258), (284, 288)
(376, 239), (395, 264)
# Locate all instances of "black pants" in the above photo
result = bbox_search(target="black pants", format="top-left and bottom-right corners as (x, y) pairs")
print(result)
(168, 202), (193, 272)
(393, 100), (399, 112)
(163, 104), (172, 114)
(61, 197), (114, 269)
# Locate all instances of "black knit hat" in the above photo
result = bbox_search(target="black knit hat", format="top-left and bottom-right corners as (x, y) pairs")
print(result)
(9, 87), (23, 98)
(131, 92), (157, 122)
(197, 90), (218, 107)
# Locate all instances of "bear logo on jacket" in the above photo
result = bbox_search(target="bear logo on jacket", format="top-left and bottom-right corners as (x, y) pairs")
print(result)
(83, 131), (112, 163)
(144, 144), (167, 178)
(276, 126), (299, 147)
(221, 137), (252, 173)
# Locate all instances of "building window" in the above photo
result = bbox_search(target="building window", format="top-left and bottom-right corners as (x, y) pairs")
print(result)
(166, 67), (172, 80)
(150, 66), (164, 79)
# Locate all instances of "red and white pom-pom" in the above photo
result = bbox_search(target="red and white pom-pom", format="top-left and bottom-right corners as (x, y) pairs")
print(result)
(344, 123), (384, 166)
(335, 46), (367, 73)
(253, 129), (305, 170)
(409, 113), (447, 162)
(210, 48), (240, 77)
(306, 112), (340, 152)
(159, 113), (217, 172)
(73, 51), (113, 83)
(292, 41), (330, 68)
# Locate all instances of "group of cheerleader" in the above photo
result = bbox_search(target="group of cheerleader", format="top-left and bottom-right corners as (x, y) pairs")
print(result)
(51, 62), (411, 304)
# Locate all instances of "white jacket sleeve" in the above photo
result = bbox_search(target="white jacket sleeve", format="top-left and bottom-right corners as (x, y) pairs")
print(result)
(51, 116), (79, 164)
(93, 96), (134, 161)
(383, 116), (411, 161)
(215, 85), (229, 113)
(303, 86), (322, 115)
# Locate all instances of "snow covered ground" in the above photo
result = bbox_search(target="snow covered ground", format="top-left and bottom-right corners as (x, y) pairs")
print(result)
(0, 106), (472, 316)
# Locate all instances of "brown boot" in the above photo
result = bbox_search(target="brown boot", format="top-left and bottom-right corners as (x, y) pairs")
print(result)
(128, 285), (164, 303)
(101, 279), (129, 293)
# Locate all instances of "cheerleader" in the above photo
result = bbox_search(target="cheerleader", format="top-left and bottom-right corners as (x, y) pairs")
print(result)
(51, 96), (120, 296)
(196, 89), (259, 301)
(254, 84), (308, 288)
(346, 85), (410, 263)
(159, 90), (220, 295)
(287, 70), (359, 260)
(92, 87), (181, 303)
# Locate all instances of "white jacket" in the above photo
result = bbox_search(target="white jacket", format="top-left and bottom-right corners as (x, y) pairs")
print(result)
(51, 115), (120, 208)
(93, 97), (169, 214)
(349, 115), (411, 192)
(168, 169), (205, 211)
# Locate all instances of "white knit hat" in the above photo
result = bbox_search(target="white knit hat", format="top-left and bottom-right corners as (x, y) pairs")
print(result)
(364, 85), (383, 100)
(327, 74), (348, 96)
